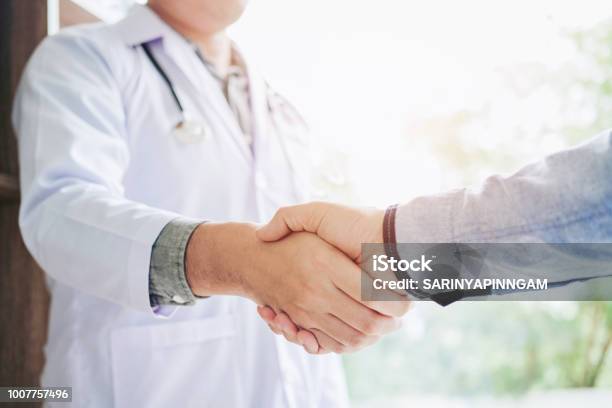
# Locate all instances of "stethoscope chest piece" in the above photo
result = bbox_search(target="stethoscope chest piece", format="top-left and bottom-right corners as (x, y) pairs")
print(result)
(173, 119), (211, 144)
(141, 43), (212, 145)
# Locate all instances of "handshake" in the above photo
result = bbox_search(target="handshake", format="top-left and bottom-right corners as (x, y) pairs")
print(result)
(185, 202), (411, 355)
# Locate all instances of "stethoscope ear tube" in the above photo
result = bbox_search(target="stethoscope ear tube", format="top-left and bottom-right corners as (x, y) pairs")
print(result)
(141, 43), (185, 114)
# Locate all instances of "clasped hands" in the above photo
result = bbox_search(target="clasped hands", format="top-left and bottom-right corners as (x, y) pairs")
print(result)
(185, 202), (411, 355)
(255, 202), (411, 354)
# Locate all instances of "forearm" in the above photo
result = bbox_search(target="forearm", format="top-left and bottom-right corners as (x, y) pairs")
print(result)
(391, 131), (612, 244)
(184, 222), (256, 299)
(385, 131), (612, 295)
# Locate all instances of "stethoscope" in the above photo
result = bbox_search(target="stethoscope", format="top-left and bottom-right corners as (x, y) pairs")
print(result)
(141, 42), (211, 144)
(140, 41), (345, 198)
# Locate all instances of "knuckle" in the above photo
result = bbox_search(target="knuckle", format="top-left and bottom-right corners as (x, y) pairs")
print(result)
(284, 305), (304, 325)
(362, 316), (384, 335)
(332, 343), (347, 354)
(292, 309), (313, 329)
(273, 206), (292, 223)
(346, 332), (368, 348)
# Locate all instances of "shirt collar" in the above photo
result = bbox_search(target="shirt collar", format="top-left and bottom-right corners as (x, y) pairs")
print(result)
(192, 43), (248, 84)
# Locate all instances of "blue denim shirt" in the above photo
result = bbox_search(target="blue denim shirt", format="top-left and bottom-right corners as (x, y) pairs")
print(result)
(390, 130), (612, 297)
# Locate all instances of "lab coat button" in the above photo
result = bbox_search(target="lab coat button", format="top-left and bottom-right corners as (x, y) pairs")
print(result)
(172, 295), (187, 304)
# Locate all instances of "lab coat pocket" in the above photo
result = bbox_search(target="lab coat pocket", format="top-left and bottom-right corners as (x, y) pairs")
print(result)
(110, 315), (242, 408)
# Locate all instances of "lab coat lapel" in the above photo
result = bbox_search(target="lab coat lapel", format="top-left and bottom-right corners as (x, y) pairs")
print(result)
(162, 34), (254, 163)
(118, 5), (253, 163)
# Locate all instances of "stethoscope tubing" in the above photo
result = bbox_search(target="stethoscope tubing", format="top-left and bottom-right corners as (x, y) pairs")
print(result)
(141, 43), (185, 114)
(140, 41), (304, 200)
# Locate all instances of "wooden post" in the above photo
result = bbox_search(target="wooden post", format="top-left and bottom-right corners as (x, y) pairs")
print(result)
(0, 0), (50, 398)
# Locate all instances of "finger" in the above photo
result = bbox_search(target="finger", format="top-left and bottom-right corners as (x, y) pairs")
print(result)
(326, 252), (412, 318)
(311, 329), (343, 354)
(257, 305), (277, 322)
(258, 306), (284, 335)
(256, 211), (293, 242)
(331, 289), (401, 336)
(309, 328), (351, 354)
(267, 323), (282, 335)
(321, 251), (402, 335)
(325, 248), (365, 302)
(274, 312), (299, 340)
(296, 329), (319, 354)
(273, 312), (322, 354)
(367, 298), (413, 318)
(316, 312), (374, 350)
(256, 203), (324, 242)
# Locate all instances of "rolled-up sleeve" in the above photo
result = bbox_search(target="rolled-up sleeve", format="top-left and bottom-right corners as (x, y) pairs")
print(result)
(149, 218), (203, 308)
(385, 131), (612, 298)
(390, 131), (612, 244)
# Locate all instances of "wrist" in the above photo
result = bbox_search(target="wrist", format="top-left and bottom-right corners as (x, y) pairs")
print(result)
(185, 222), (258, 298)
(369, 208), (385, 244)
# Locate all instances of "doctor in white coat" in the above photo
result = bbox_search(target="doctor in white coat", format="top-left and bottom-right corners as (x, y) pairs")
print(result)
(12, 1), (409, 407)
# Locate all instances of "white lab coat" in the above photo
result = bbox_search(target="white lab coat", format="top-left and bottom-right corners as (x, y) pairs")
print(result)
(12, 5), (348, 408)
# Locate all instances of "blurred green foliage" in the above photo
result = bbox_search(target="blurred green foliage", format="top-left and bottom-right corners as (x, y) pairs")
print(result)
(568, 22), (612, 141)
(345, 302), (612, 401)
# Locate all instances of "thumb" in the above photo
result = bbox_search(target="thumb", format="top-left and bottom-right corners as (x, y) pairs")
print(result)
(256, 203), (322, 242)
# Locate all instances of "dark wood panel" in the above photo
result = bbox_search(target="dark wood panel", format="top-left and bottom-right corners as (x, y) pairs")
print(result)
(0, 203), (49, 387)
(0, 0), (49, 401)
(0, 0), (47, 177)
(0, 173), (19, 202)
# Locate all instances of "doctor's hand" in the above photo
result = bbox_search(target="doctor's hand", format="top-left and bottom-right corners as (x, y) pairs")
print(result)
(255, 202), (411, 353)
(185, 222), (401, 353)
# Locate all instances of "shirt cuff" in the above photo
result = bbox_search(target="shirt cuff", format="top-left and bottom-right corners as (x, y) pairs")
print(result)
(149, 217), (204, 307)
(383, 194), (458, 302)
